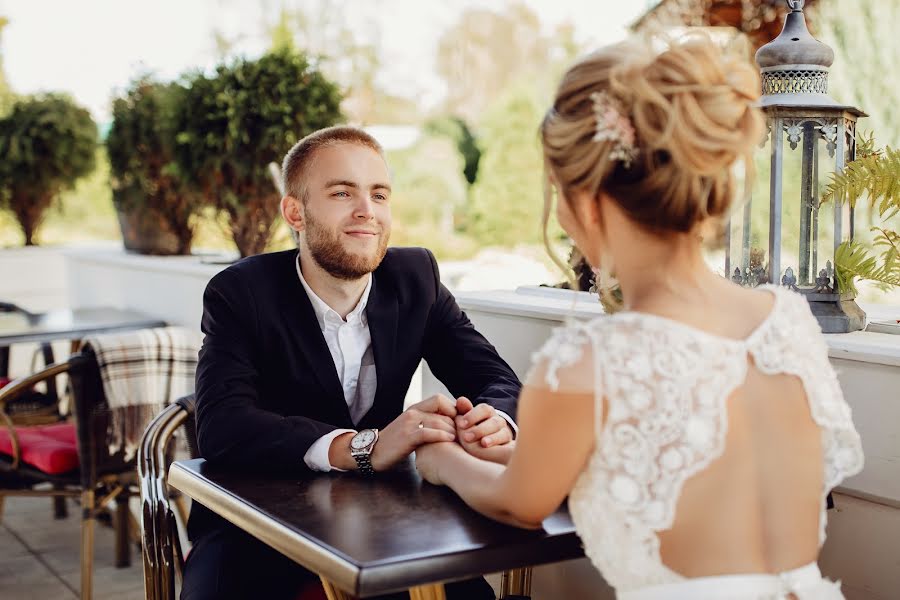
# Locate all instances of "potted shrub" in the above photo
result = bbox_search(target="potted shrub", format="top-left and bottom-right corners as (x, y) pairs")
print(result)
(0, 94), (97, 245)
(107, 78), (202, 255)
(174, 49), (343, 257)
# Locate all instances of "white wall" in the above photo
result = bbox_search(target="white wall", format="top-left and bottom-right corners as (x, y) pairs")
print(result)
(0, 246), (73, 378)
(65, 248), (229, 331)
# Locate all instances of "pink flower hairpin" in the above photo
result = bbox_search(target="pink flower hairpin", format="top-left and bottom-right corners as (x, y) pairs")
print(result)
(590, 91), (638, 168)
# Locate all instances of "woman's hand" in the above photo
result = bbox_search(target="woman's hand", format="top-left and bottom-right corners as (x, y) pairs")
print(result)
(415, 441), (464, 486)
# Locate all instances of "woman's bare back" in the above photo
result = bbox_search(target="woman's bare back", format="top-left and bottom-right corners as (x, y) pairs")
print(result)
(659, 363), (824, 576)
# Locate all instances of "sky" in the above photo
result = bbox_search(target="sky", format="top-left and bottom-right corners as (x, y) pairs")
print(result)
(0, 0), (649, 121)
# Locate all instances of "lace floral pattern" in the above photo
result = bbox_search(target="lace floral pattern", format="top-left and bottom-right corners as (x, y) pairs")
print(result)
(530, 286), (864, 592)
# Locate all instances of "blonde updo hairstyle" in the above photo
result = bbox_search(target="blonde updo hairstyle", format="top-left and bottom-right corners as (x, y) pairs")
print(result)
(541, 34), (765, 258)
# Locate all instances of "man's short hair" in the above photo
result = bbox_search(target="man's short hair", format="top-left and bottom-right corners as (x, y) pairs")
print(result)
(282, 126), (384, 202)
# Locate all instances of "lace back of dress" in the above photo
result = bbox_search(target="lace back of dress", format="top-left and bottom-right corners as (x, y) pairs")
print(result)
(540, 286), (863, 592)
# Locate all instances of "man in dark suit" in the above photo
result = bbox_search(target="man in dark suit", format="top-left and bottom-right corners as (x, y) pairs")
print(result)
(182, 126), (522, 600)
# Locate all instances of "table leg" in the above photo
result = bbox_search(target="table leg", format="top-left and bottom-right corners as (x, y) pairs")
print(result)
(409, 583), (447, 600)
(319, 577), (357, 600)
(500, 567), (533, 598)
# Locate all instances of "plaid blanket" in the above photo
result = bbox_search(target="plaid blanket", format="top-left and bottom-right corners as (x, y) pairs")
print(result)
(82, 326), (202, 461)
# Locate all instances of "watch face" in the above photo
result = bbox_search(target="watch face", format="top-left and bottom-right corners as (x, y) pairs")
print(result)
(351, 429), (376, 450)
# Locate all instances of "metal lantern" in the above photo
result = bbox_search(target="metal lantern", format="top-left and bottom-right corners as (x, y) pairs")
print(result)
(725, 0), (867, 333)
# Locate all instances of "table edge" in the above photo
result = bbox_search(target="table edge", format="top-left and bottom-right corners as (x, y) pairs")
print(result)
(0, 319), (168, 345)
(168, 462), (361, 594)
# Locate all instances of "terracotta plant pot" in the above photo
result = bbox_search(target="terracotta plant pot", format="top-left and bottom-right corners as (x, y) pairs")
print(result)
(115, 205), (190, 256)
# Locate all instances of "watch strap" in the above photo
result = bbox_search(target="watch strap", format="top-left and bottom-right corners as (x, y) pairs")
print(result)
(353, 451), (375, 475)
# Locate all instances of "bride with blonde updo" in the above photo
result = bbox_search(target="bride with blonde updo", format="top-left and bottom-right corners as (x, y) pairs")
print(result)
(416, 34), (863, 600)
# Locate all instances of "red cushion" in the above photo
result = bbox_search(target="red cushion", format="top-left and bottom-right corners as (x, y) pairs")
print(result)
(0, 377), (11, 388)
(0, 422), (79, 475)
(294, 583), (327, 600)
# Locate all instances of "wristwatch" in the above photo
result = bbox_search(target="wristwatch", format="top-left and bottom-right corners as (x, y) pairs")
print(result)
(350, 428), (379, 474)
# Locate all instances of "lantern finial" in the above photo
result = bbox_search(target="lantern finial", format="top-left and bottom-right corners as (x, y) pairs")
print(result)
(755, 0), (837, 106)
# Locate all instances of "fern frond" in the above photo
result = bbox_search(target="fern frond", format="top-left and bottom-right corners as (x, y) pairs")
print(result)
(856, 130), (877, 158)
(822, 146), (900, 216)
(872, 227), (900, 271)
(835, 240), (900, 294)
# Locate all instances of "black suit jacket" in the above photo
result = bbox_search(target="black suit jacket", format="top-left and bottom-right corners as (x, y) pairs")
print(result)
(188, 247), (521, 540)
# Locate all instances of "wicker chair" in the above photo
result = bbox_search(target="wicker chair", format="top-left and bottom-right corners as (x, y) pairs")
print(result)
(0, 347), (143, 600)
(138, 394), (198, 600)
(137, 396), (330, 600)
(0, 301), (62, 426)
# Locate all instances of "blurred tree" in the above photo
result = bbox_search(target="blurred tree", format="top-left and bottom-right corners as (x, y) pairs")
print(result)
(174, 49), (343, 257)
(815, 0), (900, 145)
(261, 2), (418, 124)
(268, 7), (296, 53)
(435, 3), (578, 124)
(390, 135), (467, 235)
(0, 16), (13, 116)
(425, 116), (481, 187)
(0, 94), (97, 245)
(465, 82), (549, 247)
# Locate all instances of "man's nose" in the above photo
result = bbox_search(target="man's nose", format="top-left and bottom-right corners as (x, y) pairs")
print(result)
(353, 196), (375, 219)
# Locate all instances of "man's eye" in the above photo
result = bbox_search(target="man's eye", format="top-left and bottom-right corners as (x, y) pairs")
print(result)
(374, 194), (388, 202)
(333, 191), (350, 198)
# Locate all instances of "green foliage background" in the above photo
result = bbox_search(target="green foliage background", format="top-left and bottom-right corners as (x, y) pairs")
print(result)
(0, 94), (97, 244)
(107, 77), (204, 253)
(174, 48), (343, 256)
(0, 0), (897, 306)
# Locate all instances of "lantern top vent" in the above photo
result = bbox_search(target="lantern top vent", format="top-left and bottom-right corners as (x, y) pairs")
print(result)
(755, 0), (841, 108)
(756, 1), (833, 69)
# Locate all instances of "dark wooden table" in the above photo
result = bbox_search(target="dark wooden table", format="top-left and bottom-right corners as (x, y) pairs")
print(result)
(168, 457), (584, 599)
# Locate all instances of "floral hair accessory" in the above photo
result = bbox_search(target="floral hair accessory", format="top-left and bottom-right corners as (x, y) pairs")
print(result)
(590, 91), (638, 168)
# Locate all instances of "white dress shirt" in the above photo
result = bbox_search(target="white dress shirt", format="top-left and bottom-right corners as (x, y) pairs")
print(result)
(297, 256), (517, 472)
(298, 258), (376, 472)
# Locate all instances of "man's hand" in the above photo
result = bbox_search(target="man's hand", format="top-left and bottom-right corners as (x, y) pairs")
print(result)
(455, 397), (515, 464)
(367, 394), (458, 472)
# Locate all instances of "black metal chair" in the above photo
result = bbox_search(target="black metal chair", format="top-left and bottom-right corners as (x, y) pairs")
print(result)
(0, 347), (143, 600)
(138, 394), (198, 600)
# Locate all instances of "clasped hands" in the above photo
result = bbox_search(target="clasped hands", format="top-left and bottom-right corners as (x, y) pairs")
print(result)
(367, 394), (514, 472)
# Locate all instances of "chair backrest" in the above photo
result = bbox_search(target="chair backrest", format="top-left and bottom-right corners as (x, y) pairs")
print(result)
(68, 348), (134, 485)
(138, 394), (197, 600)
(0, 301), (57, 405)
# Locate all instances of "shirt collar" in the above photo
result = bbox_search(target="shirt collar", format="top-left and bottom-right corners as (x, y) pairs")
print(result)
(296, 254), (372, 328)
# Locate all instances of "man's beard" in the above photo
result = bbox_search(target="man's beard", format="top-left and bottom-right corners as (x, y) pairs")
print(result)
(304, 211), (390, 280)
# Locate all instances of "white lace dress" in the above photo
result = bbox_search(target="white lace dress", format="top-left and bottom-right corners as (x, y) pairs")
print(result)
(530, 286), (864, 600)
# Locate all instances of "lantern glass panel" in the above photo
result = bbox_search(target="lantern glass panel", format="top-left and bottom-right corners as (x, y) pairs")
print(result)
(726, 141), (770, 287)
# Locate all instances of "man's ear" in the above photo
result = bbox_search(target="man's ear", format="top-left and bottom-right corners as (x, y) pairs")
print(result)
(281, 195), (304, 232)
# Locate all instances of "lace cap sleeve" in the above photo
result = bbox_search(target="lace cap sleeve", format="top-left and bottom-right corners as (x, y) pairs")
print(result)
(525, 319), (599, 396)
(777, 287), (864, 488)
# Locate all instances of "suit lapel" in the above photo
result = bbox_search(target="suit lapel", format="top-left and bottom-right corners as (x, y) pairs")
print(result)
(281, 252), (352, 425)
(361, 272), (399, 427)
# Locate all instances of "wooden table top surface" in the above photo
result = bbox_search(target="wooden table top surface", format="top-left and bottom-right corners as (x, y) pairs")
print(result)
(169, 457), (584, 596)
